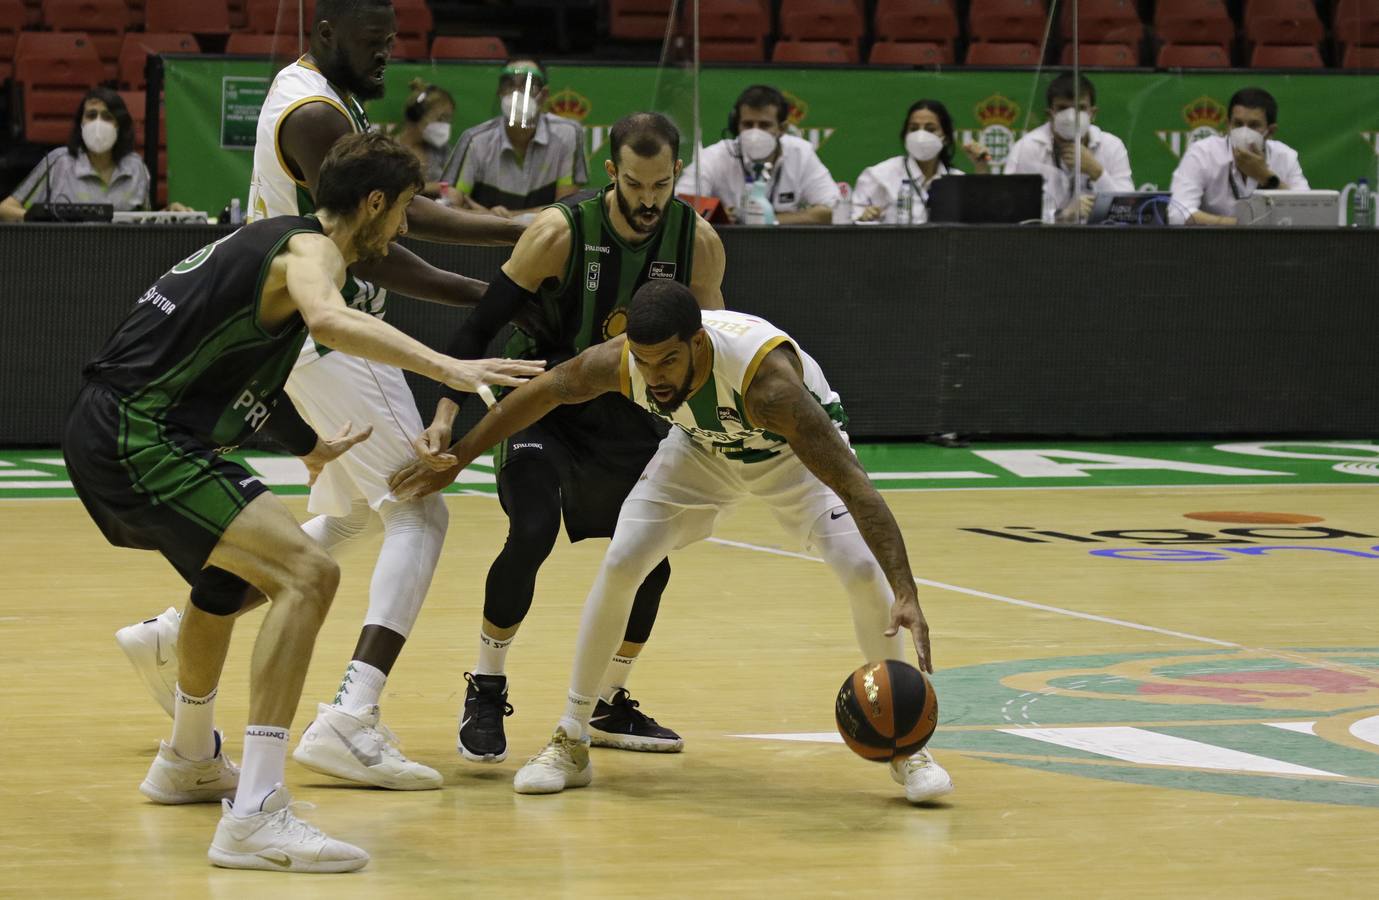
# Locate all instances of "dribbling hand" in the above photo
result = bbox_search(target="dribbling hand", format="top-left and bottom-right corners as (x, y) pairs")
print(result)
(302, 421), (373, 487)
(884, 589), (933, 674)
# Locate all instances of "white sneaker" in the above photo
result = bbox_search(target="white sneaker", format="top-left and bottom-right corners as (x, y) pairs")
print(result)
(208, 785), (369, 873)
(513, 729), (593, 795)
(115, 606), (180, 718)
(293, 703), (442, 791)
(890, 749), (954, 804)
(139, 730), (239, 804)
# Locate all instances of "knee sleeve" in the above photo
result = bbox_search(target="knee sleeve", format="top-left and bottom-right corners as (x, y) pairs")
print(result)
(363, 494), (448, 638)
(190, 566), (252, 616)
(624, 557), (670, 644)
(301, 500), (376, 551)
(484, 460), (563, 629)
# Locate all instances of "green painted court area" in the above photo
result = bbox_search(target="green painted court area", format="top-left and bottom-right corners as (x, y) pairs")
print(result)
(4, 440), (1379, 500)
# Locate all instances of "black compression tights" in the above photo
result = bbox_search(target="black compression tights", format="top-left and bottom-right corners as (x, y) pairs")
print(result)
(484, 459), (669, 644)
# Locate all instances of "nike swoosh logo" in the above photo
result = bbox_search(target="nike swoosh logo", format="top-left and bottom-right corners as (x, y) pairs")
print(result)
(195, 776), (223, 785)
(460, 716), (472, 730)
(155, 634), (169, 668)
(328, 723), (382, 767)
(830, 509), (850, 520)
(257, 850), (294, 869)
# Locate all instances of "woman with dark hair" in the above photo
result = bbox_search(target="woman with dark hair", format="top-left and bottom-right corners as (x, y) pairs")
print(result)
(1, 87), (152, 221)
(388, 78), (455, 198)
(851, 99), (990, 224)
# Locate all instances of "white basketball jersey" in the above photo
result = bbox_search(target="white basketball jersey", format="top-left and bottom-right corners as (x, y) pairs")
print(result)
(623, 310), (846, 463)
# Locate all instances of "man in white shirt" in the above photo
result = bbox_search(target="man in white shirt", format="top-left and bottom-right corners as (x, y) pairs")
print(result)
(1005, 73), (1134, 222)
(1169, 87), (1309, 226)
(676, 84), (839, 225)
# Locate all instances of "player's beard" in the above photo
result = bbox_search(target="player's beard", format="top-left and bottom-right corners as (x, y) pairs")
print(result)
(354, 215), (394, 264)
(615, 181), (667, 234)
(650, 357), (696, 413)
(321, 43), (387, 101)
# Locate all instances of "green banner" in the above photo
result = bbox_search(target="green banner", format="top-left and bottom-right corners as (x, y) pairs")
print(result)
(164, 57), (1379, 215)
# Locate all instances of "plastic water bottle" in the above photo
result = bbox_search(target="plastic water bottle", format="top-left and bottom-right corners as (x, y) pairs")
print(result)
(832, 182), (851, 225)
(743, 176), (776, 226)
(229, 197), (242, 226)
(1041, 184), (1057, 224)
(896, 182), (914, 225)
(1353, 177), (1371, 228)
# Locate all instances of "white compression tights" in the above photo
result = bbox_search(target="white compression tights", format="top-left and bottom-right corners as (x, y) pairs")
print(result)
(299, 495), (449, 639)
(563, 500), (905, 722)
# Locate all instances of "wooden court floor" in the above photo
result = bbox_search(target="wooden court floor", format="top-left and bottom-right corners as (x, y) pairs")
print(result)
(2, 483), (1377, 897)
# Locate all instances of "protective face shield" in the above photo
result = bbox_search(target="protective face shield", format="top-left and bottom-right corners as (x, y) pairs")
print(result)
(905, 129), (944, 162)
(499, 64), (545, 130)
(422, 121), (451, 148)
(738, 127), (777, 163)
(1052, 108), (1092, 141)
(82, 118), (118, 155)
(1229, 126), (1266, 154)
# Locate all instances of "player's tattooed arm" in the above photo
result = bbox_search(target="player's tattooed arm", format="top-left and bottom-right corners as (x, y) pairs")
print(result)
(745, 347), (933, 671)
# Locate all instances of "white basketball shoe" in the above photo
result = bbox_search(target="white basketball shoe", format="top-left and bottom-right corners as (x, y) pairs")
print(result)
(139, 730), (239, 804)
(293, 703), (442, 790)
(208, 785), (369, 873)
(114, 606), (180, 718)
(890, 749), (954, 804)
(513, 729), (593, 795)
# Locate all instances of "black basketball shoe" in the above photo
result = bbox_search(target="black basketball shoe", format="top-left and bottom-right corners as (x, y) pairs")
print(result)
(588, 688), (684, 752)
(458, 672), (514, 763)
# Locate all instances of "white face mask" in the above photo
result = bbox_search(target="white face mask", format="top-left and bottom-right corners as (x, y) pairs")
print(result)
(1052, 108), (1092, 141)
(501, 90), (538, 129)
(1229, 126), (1265, 154)
(82, 118), (118, 155)
(738, 127), (778, 162)
(905, 129), (944, 162)
(422, 121), (451, 148)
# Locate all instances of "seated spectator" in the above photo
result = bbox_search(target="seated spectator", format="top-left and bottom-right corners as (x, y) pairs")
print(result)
(852, 99), (991, 224)
(0, 88), (151, 221)
(390, 79), (455, 198)
(440, 58), (587, 219)
(1005, 73), (1133, 222)
(677, 84), (840, 225)
(1169, 87), (1308, 226)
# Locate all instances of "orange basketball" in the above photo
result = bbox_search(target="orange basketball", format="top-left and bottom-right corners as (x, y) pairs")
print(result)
(834, 660), (938, 762)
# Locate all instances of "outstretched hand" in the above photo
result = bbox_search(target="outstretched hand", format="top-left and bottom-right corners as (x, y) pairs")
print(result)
(439, 357), (546, 394)
(389, 458), (461, 501)
(884, 589), (933, 674)
(302, 421), (373, 487)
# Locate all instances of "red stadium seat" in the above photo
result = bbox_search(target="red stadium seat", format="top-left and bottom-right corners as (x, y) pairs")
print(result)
(874, 0), (959, 46)
(118, 31), (198, 89)
(391, 0), (432, 39)
(21, 0), (41, 27)
(1059, 41), (1139, 67)
(698, 37), (766, 61)
(43, 0), (129, 81)
(1154, 0), (1235, 46)
(1342, 43), (1379, 68)
(964, 40), (1041, 65)
(245, 0), (315, 35)
(771, 39), (857, 64)
(1058, 0), (1142, 45)
(391, 35), (427, 59)
(15, 31), (107, 144)
(118, 90), (167, 206)
(1243, 0), (1325, 46)
(145, 0), (229, 34)
(869, 40), (953, 65)
(697, 0), (770, 42)
(1250, 43), (1324, 68)
(780, 0), (865, 45)
(430, 35), (509, 60)
(608, 0), (673, 41)
(225, 30), (306, 60)
(0, 0), (25, 83)
(969, 0), (1048, 44)
(1335, 0), (1379, 49)
(1157, 43), (1231, 69)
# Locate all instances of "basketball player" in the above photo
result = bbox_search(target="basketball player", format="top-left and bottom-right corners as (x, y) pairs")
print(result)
(64, 133), (542, 871)
(392, 282), (953, 804)
(114, 0), (528, 790)
(397, 112), (725, 762)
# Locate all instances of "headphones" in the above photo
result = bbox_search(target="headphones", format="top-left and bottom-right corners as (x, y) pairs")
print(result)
(726, 84), (789, 137)
(405, 85), (438, 123)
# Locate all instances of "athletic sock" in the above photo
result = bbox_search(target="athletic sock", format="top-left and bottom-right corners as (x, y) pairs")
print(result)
(233, 725), (290, 816)
(475, 629), (513, 677)
(169, 684), (217, 761)
(558, 690), (597, 741)
(333, 660), (387, 713)
(598, 654), (637, 703)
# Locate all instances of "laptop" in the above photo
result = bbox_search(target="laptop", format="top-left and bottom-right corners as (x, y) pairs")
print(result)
(1234, 190), (1341, 227)
(24, 202), (114, 223)
(1088, 192), (1173, 225)
(926, 175), (1043, 224)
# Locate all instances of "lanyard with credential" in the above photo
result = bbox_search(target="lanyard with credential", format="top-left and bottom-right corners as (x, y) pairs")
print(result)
(902, 157), (943, 204)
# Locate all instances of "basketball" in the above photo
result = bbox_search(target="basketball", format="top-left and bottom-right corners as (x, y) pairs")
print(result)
(834, 660), (938, 762)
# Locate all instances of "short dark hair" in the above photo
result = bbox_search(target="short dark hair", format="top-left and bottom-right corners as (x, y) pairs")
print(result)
(900, 99), (955, 167)
(608, 112), (680, 167)
(1046, 73), (1096, 108)
(314, 0), (393, 26)
(627, 281), (701, 345)
(1228, 87), (1278, 125)
(733, 84), (790, 129)
(316, 131), (424, 215)
(68, 87), (136, 163)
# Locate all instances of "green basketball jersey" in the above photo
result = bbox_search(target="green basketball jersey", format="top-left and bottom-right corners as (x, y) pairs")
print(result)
(505, 185), (697, 362)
